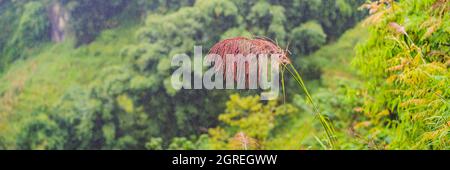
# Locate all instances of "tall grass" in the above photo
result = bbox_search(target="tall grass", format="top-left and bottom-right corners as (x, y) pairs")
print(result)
(282, 63), (337, 149)
(208, 37), (338, 149)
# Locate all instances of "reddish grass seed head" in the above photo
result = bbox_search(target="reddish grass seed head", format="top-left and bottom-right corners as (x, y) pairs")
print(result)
(230, 132), (257, 150)
(208, 37), (291, 81)
(389, 22), (407, 35)
(209, 37), (290, 64)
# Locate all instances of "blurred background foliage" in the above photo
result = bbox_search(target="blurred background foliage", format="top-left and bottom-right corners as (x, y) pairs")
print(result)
(0, 0), (447, 150)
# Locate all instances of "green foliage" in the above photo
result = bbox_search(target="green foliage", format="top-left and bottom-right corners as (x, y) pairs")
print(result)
(354, 0), (449, 149)
(64, 0), (128, 45)
(263, 24), (370, 150)
(0, 0), (365, 71)
(15, 112), (64, 150)
(134, 0), (195, 13)
(0, 24), (139, 149)
(247, 1), (287, 41)
(291, 21), (327, 54)
(15, 2), (49, 45)
(145, 137), (163, 150)
(0, 1), (50, 70)
(0, 0), (367, 150)
(209, 94), (297, 149)
(168, 137), (197, 150)
(144, 135), (209, 150)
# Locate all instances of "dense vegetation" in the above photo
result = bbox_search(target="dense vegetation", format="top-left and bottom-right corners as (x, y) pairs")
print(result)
(353, 0), (449, 149)
(0, 0), (448, 150)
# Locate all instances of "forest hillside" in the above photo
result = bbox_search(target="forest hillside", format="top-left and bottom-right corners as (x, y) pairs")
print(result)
(0, 0), (448, 150)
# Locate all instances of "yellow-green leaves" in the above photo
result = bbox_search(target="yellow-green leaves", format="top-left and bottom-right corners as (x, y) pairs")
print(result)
(354, 0), (450, 149)
(209, 94), (297, 149)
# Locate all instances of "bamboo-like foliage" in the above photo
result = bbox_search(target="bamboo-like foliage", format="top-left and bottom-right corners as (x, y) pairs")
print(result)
(354, 0), (449, 149)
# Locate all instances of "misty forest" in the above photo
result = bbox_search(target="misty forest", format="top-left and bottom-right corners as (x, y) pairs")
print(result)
(0, 0), (448, 150)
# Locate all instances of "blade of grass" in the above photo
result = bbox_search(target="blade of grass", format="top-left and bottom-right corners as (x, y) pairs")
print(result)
(281, 63), (337, 149)
(313, 135), (328, 150)
(281, 66), (286, 104)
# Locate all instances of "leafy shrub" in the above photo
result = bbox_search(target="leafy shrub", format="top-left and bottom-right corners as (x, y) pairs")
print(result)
(64, 0), (128, 45)
(209, 94), (297, 149)
(354, 0), (449, 149)
(291, 21), (327, 55)
(0, 0), (367, 150)
(1, 1), (50, 69)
